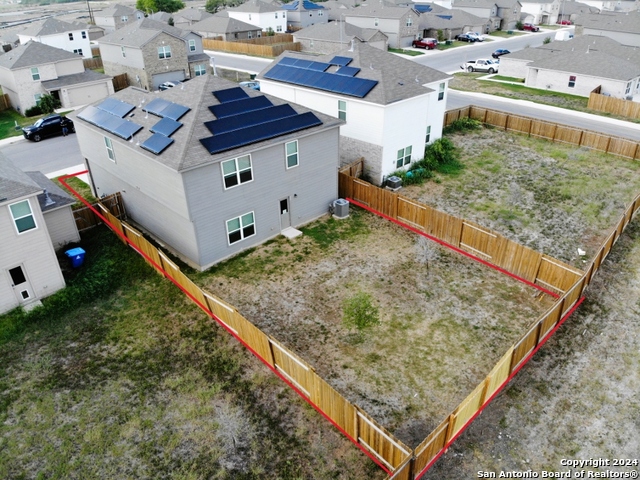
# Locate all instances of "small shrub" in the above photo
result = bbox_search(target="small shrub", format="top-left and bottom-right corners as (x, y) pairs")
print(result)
(37, 94), (61, 114)
(515, 21), (524, 30)
(543, 36), (551, 44)
(443, 117), (482, 134)
(25, 105), (42, 117)
(342, 291), (380, 341)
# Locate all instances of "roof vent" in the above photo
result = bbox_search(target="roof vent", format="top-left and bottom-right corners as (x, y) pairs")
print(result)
(43, 189), (56, 207)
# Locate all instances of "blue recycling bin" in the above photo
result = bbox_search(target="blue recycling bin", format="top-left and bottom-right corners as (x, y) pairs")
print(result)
(65, 247), (86, 268)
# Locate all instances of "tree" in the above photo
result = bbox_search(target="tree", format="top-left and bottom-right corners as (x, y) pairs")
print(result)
(205, 0), (226, 13)
(37, 94), (60, 114)
(415, 236), (438, 272)
(342, 291), (380, 341)
(155, 0), (185, 13)
(136, 0), (155, 13)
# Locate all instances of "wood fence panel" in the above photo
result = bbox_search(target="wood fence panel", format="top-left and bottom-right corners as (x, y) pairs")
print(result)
(536, 256), (583, 294)
(599, 230), (616, 267)
(538, 301), (564, 340)
(397, 197), (427, 230)
(226, 310), (275, 366)
(469, 106), (487, 122)
(607, 137), (639, 159)
(505, 115), (531, 135)
(369, 186), (397, 219)
(485, 110), (508, 129)
(73, 206), (100, 231)
(339, 171), (353, 200)
(484, 346), (514, 402)
(389, 456), (413, 480)
(444, 109), (461, 126)
(553, 125), (582, 145)
(530, 119), (556, 140)
(413, 418), (449, 476)
(588, 92), (640, 119)
(560, 275), (586, 317)
(580, 131), (611, 152)
(202, 38), (300, 56)
(492, 237), (541, 283)
(449, 380), (486, 440)
(112, 73), (129, 92)
(459, 221), (496, 259)
(173, 269), (208, 308)
(510, 321), (540, 372)
(98, 204), (126, 242)
(0, 93), (11, 111)
(83, 57), (103, 69)
(428, 209), (463, 246)
(356, 409), (411, 471)
(311, 376), (358, 439)
(243, 34), (294, 44)
(270, 339), (315, 398)
(352, 178), (371, 205)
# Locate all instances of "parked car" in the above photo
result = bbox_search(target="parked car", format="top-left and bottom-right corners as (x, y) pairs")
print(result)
(461, 59), (499, 73)
(412, 37), (438, 49)
(455, 33), (477, 42)
(158, 81), (177, 91)
(557, 19), (571, 25)
(492, 48), (510, 58)
(239, 81), (260, 91)
(467, 32), (485, 42)
(22, 114), (74, 142)
(522, 23), (540, 32)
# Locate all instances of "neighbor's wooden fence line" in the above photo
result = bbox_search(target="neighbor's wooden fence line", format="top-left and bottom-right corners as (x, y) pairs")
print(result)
(83, 57), (103, 70)
(0, 93), (10, 112)
(90, 199), (411, 475)
(72, 192), (125, 232)
(588, 86), (640, 120)
(339, 162), (640, 479)
(445, 106), (640, 160)
(202, 36), (300, 57)
(112, 73), (129, 92)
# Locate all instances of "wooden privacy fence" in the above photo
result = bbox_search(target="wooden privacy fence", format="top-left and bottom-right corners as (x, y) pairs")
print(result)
(339, 165), (640, 479)
(91, 199), (412, 476)
(446, 106), (640, 160)
(83, 57), (103, 70)
(588, 86), (640, 120)
(0, 93), (10, 112)
(72, 192), (125, 232)
(112, 73), (129, 92)
(202, 37), (301, 57)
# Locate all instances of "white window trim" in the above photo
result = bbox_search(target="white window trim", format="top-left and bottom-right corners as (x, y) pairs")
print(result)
(396, 146), (412, 168)
(221, 155), (253, 190)
(438, 82), (445, 101)
(426, 125), (431, 143)
(188, 39), (196, 52)
(194, 64), (206, 76)
(285, 140), (299, 169)
(104, 136), (116, 162)
(34, 93), (42, 103)
(9, 199), (37, 234)
(226, 211), (256, 245)
(158, 45), (172, 59)
(31, 67), (40, 81)
(121, 46), (126, 57)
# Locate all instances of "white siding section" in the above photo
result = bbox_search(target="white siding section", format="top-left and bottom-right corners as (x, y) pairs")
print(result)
(43, 207), (80, 249)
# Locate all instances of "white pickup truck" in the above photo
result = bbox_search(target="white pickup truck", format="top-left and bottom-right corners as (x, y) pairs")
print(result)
(461, 59), (499, 73)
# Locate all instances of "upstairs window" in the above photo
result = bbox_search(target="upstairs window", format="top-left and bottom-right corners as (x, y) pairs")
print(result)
(82, 31), (87, 39)
(189, 39), (196, 52)
(222, 155), (253, 189)
(338, 100), (346, 121)
(104, 136), (116, 162)
(74, 49), (83, 56)
(285, 140), (299, 168)
(121, 46), (126, 57)
(10, 200), (37, 234)
(438, 82), (445, 101)
(396, 146), (412, 168)
(426, 125), (431, 143)
(31, 67), (40, 81)
(406, 17), (412, 27)
(374, 18), (379, 26)
(121, 15), (128, 22)
(68, 32), (74, 40)
(158, 46), (172, 59)
(275, 12), (278, 18)
(568, 75), (576, 88)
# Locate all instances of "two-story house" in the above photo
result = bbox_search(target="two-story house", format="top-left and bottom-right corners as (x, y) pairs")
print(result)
(343, 5), (420, 48)
(99, 19), (209, 91)
(293, 21), (388, 54)
(282, 0), (329, 30)
(258, 42), (451, 185)
(574, 11), (640, 46)
(0, 153), (77, 314)
(191, 14), (263, 40)
(17, 18), (92, 59)
(418, 9), (489, 40)
(71, 75), (342, 270)
(172, 8), (214, 29)
(0, 41), (113, 115)
(94, 4), (145, 34)
(519, 0), (561, 24)
(495, 0), (522, 30)
(452, 0), (501, 31)
(226, 0), (288, 34)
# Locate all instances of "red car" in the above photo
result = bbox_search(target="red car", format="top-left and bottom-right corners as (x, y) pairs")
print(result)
(522, 23), (540, 32)
(557, 20), (572, 25)
(412, 37), (438, 49)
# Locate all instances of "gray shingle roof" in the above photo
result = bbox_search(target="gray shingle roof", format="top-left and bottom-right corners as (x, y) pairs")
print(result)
(20, 18), (88, 37)
(453, 0), (497, 8)
(0, 151), (42, 204)
(258, 42), (451, 105)
(0, 41), (79, 70)
(149, 12), (173, 22)
(174, 7), (214, 21)
(345, 4), (416, 19)
(41, 69), (113, 90)
(228, 0), (283, 13)
(575, 11), (640, 34)
(97, 4), (141, 17)
(191, 15), (262, 34)
(419, 9), (488, 29)
(294, 21), (387, 42)
(25, 171), (75, 212)
(99, 18), (193, 48)
(72, 75), (342, 173)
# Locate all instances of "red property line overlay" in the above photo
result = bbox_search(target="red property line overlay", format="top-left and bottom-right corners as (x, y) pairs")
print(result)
(346, 197), (561, 299)
(58, 172), (393, 475)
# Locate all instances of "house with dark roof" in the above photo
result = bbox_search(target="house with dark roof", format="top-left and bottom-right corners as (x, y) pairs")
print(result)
(191, 14), (263, 40)
(99, 19), (209, 91)
(293, 21), (388, 54)
(574, 10), (640, 46)
(226, 0), (288, 34)
(499, 35), (640, 98)
(71, 75), (343, 270)
(94, 4), (145, 34)
(282, 0), (329, 29)
(258, 42), (451, 185)
(343, 5), (420, 48)
(0, 152), (78, 314)
(172, 7), (214, 29)
(17, 18), (92, 59)
(0, 41), (113, 115)
(519, 0), (561, 24)
(418, 9), (488, 40)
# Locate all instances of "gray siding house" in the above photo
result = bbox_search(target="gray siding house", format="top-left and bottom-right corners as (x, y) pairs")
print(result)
(72, 75), (343, 270)
(293, 21), (388, 54)
(0, 153), (75, 314)
(94, 4), (145, 34)
(191, 15), (263, 40)
(343, 5), (420, 48)
(575, 11), (640, 46)
(282, 0), (329, 29)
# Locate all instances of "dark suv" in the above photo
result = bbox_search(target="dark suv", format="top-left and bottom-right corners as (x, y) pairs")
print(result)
(22, 114), (74, 142)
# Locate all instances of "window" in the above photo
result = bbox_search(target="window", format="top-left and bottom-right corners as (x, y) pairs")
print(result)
(226, 212), (255, 244)
(74, 49), (83, 56)
(121, 15), (128, 22)
(396, 146), (412, 168)
(425, 125), (431, 143)
(374, 18), (379, 26)
(82, 31), (87, 39)
(158, 46), (172, 59)
(188, 39), (196, 52)
(34, 93), (42, 103)
(121, 46), (126, 57)
(248, 14), (252, 20)
(625, 82), (631, 95)
(438, 83), (445, 101)
(568, 75), (576, 88)
(248, 31), (253, 39)
(406, 16), (412, 26)
(221, 155), (252, 189)
(10, 200), (37, 234)
(68, 32), (74, 40)
(31, 67), (40, 81)
(104, 136), (116, 162)
(275, 12), (278, 18)
(286, 140), (298, 168)
(276, 25), (282, 32)
(195, 64), (206, 76)
(338, 100), (346, 121)
(319, 11), (323, 16)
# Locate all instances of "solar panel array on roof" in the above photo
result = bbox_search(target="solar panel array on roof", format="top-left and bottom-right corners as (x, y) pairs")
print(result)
(77, 105), (143, 140)
(96, 97), (135, 117)
(329, 56), (352, 67)
(143, 98), (191, 120)
(263, 61), (378, 98)
(209, 95), (272, 119)
(150, 117), (182, 137)
(141, 133), (174, 155)
(275, 57), (330, 72)
(214, 87), (250, 103)
(335, 66), (361, 77)
(205, 104), (297, 136)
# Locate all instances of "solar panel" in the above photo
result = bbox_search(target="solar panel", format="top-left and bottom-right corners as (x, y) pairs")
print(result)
(200, 112), (322, 155)
(96, 97), (135, 117)
(307, 61), (331, 72)
(279, 57), (298, 66)
(336, 66), (361, 77)
(113, 121), (143, 140)
(329, 56), (353, 67)
(78, 105), (142, 140)
(160, 103), (190, 121)
(140, 133), (174, 155)
(150, 117), (182, 137)
(77, 105), (101, 123)
(144, 98), (172, 117)
(209, 95), (272, 118)
(204, 104), (297, 135)
(214, 87), (249, 103)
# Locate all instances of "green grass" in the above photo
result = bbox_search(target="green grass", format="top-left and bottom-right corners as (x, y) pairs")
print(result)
(387, 47), (424, 56)
(437, 41), (466, 50)
(491, 75), (525, 83)
(478, 79), (588, 105)
(0, 109), (74, 140)
(53, 176), (97, 207)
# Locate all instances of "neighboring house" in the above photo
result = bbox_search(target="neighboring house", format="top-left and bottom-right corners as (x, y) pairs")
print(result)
(519, 0), (561, 24)
(149, 12), (174, 23)
(498, 35), (640, 99)
(293, 21), (388, 54)
(0, 153), (73, 314)
(88, 24), (105, 41)
(574, 11), (640, 46)
(17, 18), (92, 59)
(418, 9), (489, 40)
(495, 0), (522, 30)
(191, 14), (263, 40)
(0, 41), (113, 115)
(452, 0), (501, 31)
(226, 0), (288, 34)
(575, 0), (616, 9)
(322, 1), (353, 21)
(99, 19), (209, 91)
(72, 75), (342, 270)
(555, 0), (596, 23)
(172, 7), (214, 29)
(343, 5), (420, 48)
(94, 4), (145, 34)
(282, 0), (329, 29)
(258, 42), (452, 185)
